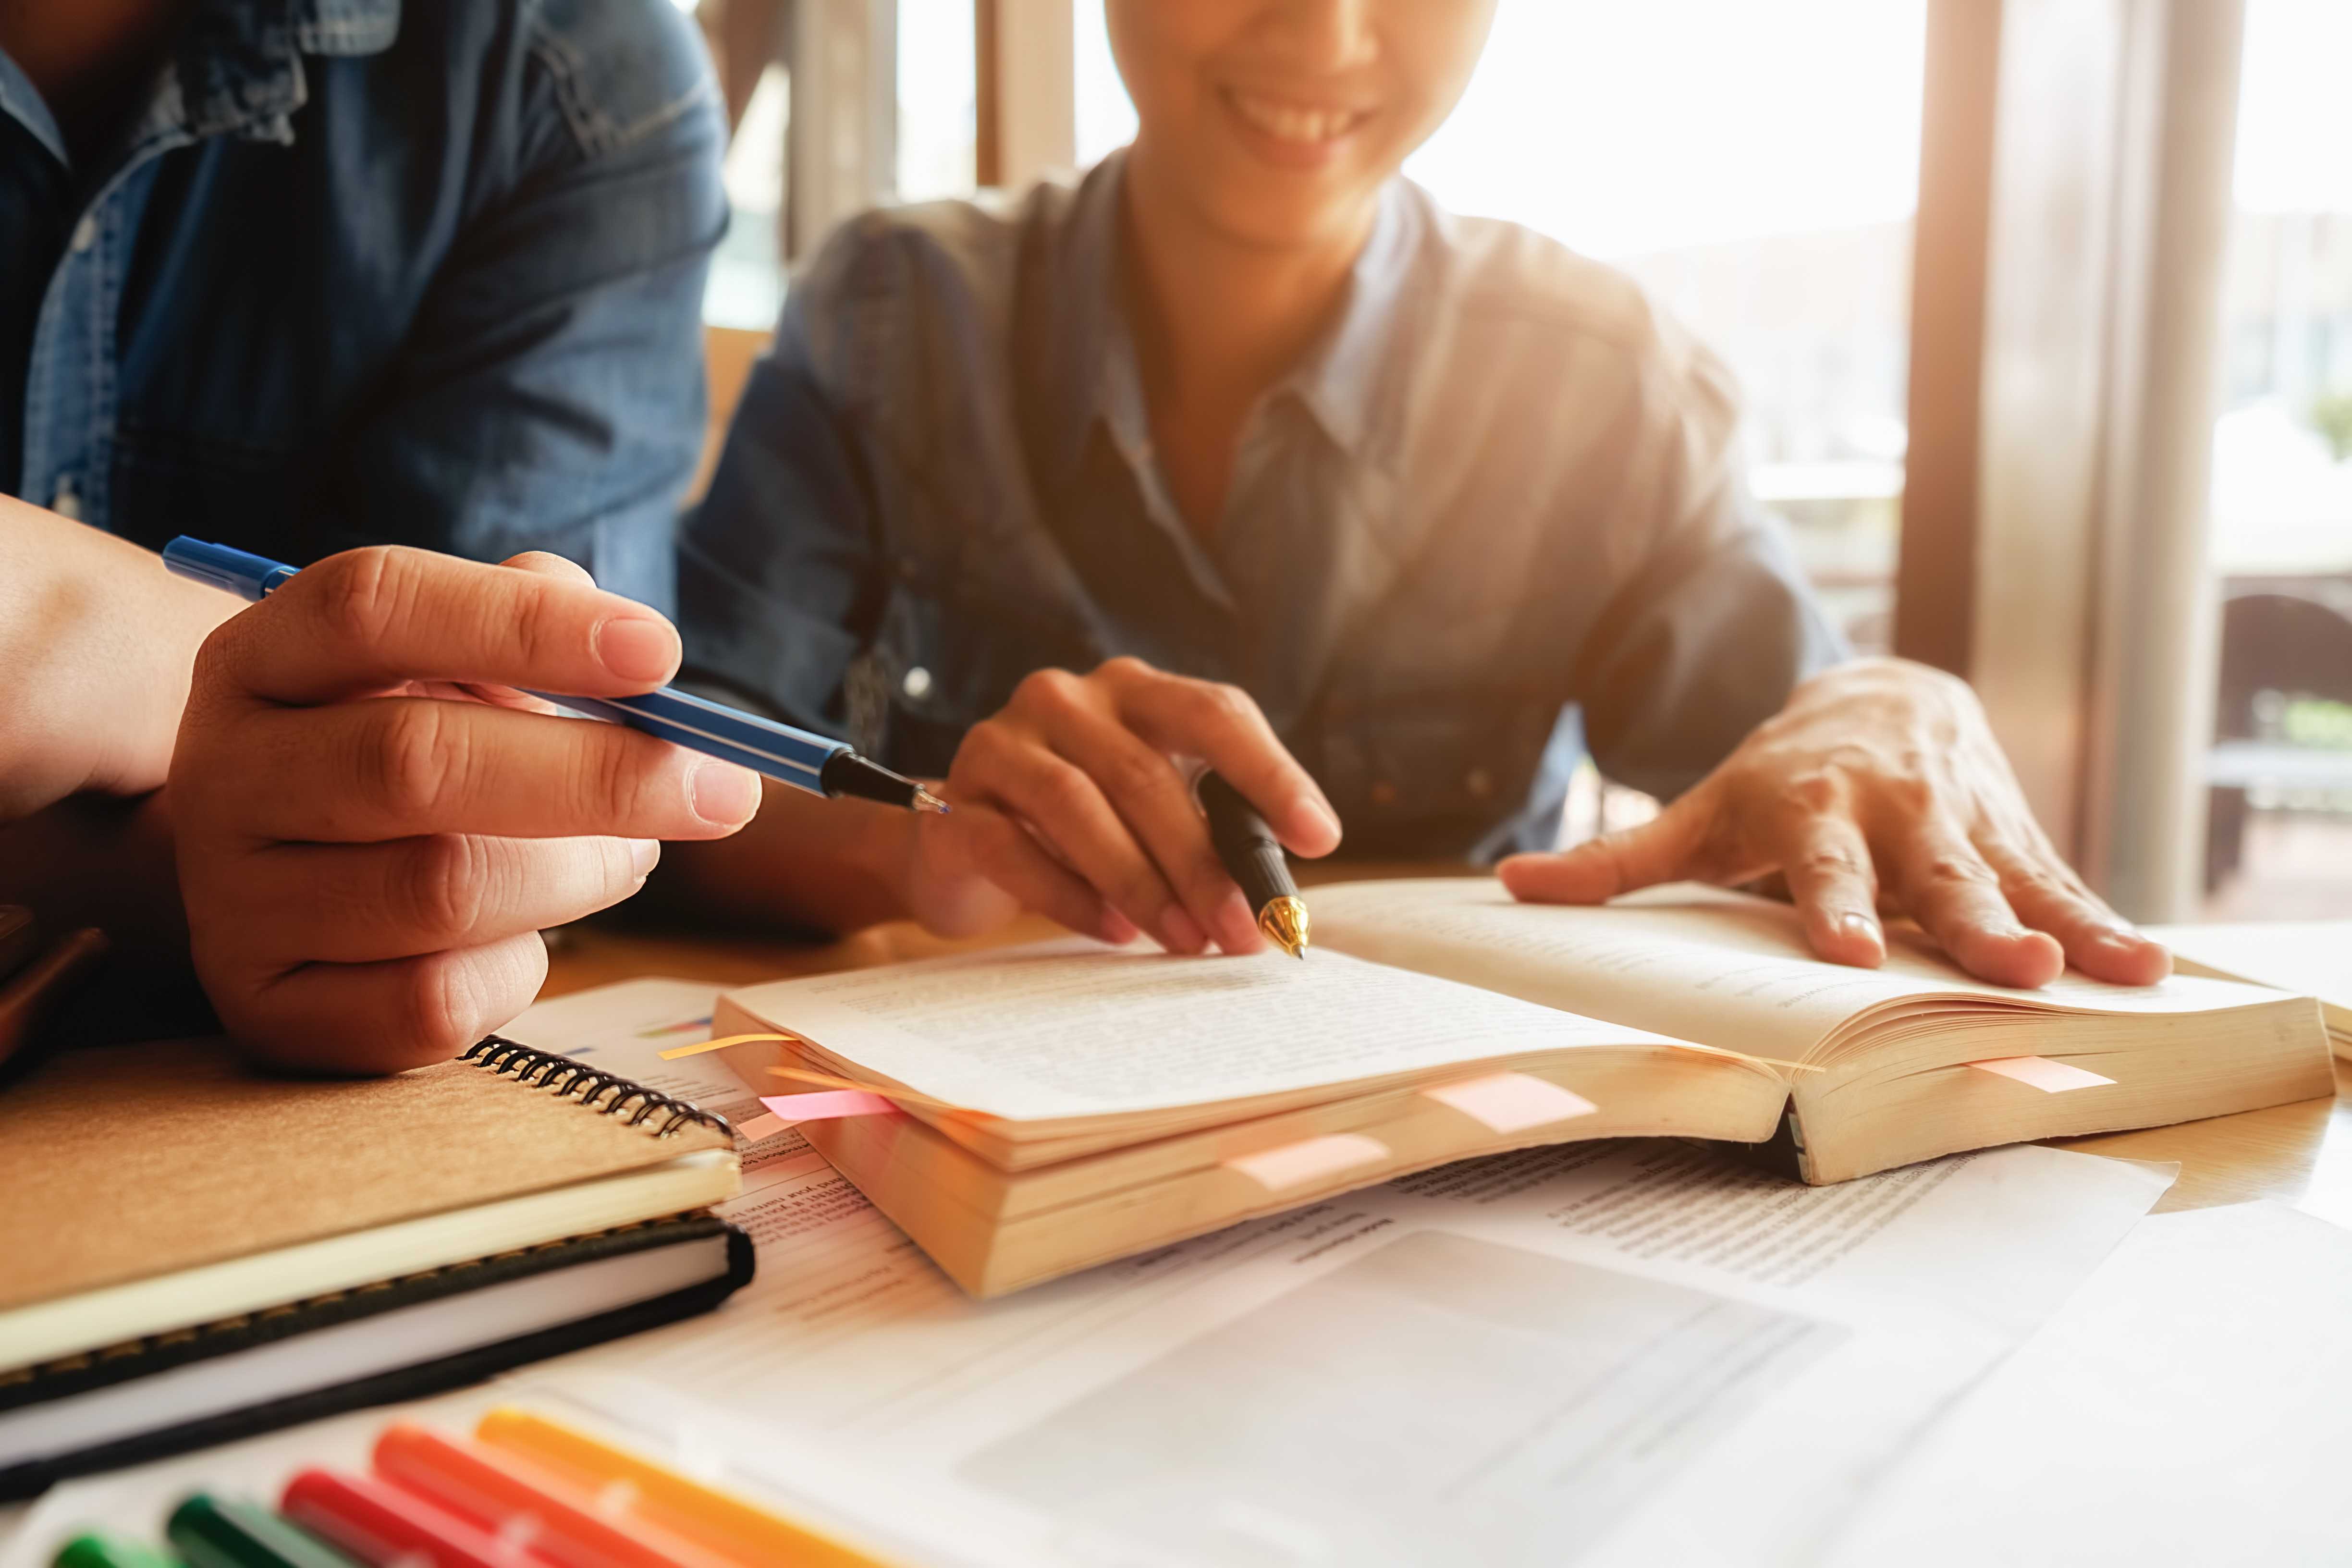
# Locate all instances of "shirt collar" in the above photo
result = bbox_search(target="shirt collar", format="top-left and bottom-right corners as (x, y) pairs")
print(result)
(146, 0), (400, 149)
(1041, 155), (1427, 488)
(1271, 180), (1424, 459)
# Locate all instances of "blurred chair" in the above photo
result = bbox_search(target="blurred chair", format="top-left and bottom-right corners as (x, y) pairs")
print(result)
(2205, 588), (2352, 891)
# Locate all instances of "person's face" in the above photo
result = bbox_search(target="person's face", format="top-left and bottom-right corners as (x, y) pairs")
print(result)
(1107, 0), (1498, 250)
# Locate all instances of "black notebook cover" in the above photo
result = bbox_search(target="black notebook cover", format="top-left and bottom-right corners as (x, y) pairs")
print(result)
(0, 1215), (755, 1499)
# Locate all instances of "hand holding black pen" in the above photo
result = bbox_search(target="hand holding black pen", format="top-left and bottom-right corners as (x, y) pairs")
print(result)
(907, 658), (1341, 955)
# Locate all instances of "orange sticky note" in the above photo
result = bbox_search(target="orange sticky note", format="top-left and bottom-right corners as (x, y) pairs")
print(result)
(735, 1113), (789, 1142)
(1967, 1055), (2116, 1092)
(1225, 1133), (1390, 1192)
(1422, 1072), (1598, 1133)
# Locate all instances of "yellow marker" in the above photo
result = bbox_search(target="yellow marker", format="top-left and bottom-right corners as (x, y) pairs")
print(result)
(474, 1409), (900, 1568)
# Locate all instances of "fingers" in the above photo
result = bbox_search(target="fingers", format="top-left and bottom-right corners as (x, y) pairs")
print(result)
(200, 545), (682, 708)
(208, 698), (760, 842)
(226, 932), (552, 1075)
(216, 834), (660, 966)
(1497, 795), (1709, 905)
(1979, 838), (2171, 985)
(1099, 660), (1341, 857)
(1778, 810), (1886, 968)
(947, 722), (1189, 948)
(1038, 711), (1255, 953)
(923, 797), (1139, 946)
(1886, 816), (2064, 988)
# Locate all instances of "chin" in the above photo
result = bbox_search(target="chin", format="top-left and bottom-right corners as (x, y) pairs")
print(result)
(1186, 166), (1383, 254)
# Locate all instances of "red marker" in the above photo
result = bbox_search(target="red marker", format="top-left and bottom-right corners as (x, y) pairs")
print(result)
(371, 1424), (735, 1568)
(281, 1468), (545, 1568)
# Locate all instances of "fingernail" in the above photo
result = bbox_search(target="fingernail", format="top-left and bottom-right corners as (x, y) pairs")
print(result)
(1841, 912), (1882, 947)
(629, 838), (661, 877)
(690, 761), (761, 827)
(1163, 907), (1207, 953)
(595, 616), (680, 684)
(1298, 795), (1343, 843)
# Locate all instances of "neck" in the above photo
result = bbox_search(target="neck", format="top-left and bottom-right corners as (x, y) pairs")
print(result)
(1116, 137), (1376, 539)
(0, 0), (189, 155)
(1118, 145), (1373, 414)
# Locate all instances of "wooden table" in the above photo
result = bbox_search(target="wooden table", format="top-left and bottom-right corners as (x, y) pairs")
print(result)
(541, 910), (2352, 1225)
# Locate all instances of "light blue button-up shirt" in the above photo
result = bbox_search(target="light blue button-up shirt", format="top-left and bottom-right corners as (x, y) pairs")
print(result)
(685, 152), (1845, 860)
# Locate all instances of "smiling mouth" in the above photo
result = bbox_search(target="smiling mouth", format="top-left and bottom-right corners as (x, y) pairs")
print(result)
(1222, 87), (1375, 147)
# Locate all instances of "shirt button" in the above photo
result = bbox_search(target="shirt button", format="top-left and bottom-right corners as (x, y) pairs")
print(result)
(1466, 767), (1494, 799)
(901, 666), (933, 700)
(1369, 780), (1398, 808)
(50, 481), (81, 520)
(70, 216), (97, 254)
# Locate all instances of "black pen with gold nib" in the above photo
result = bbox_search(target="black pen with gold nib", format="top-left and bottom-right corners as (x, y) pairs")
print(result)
(1196, 771), (1311, 958)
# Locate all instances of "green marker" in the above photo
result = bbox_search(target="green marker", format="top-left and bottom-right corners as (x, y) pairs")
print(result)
(51, 1533), (181, 1568)
(164, 1496), (358, 1568)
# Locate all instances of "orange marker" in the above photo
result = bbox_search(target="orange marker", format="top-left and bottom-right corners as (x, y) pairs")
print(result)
(473, 1409), (898, 1568)
(373, 1425), (736, 1568)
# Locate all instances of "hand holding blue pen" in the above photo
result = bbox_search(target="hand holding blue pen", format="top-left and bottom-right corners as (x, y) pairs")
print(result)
(163, 543), (801, 1070)
(163, 539), (946, 815)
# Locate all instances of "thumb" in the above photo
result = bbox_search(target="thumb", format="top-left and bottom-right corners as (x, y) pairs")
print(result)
(1497, 796), (1709, 906)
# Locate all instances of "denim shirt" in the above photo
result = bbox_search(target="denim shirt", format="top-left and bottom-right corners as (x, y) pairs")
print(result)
(0, 0), (724, 605)
(684, 155), (1845, 860)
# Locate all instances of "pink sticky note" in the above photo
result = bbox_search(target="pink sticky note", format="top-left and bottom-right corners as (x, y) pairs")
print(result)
(1422, 1073), (1599, 1134)
(758, 1090), (900, 1123)
(1967, 1056), (2116, 1092)
(1225, 1133), (1390, 1193)
(735, 1112), (789, 1142)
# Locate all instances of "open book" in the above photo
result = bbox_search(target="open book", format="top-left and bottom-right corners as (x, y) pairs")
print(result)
(708, 880), (2332, 1296)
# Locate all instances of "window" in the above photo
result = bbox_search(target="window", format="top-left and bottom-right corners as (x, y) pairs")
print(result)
(2202, 0), (2352, 918)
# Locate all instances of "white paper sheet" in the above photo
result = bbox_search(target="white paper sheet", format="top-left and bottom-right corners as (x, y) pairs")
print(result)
(1817, 1200), (2352, 1568)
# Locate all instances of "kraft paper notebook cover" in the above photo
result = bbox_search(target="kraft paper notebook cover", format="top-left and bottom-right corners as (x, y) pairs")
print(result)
(0, 1036), (749, 1495)
(708, 881), (2332, 1297)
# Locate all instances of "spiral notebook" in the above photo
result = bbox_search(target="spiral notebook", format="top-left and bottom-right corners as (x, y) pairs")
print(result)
(0, 1035), (749, 1495)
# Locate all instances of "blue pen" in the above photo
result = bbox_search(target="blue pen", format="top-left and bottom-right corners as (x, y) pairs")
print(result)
(162, 537), (948, 814)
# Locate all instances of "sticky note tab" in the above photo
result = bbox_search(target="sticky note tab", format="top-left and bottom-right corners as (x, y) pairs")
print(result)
(735, 1113), (789, 1142)
(1967, 1055), (2116, 1092)
(1225, 1133), (1390, 1192)
(1422, 1072), (1599, 1133)
(758, 1090), (899, 1123)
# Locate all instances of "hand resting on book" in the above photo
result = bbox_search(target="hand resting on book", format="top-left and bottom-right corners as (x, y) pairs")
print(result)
(1498, 657), (2171, 990)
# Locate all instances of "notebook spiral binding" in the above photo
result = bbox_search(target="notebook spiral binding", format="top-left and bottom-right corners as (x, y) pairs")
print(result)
(460, 1037), (734, 1140)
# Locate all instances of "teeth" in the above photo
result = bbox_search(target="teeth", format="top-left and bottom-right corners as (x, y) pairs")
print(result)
(1228, 90), (1360, 145)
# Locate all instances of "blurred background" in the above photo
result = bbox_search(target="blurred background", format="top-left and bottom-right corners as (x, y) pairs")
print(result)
(675, 0), (2352, 926)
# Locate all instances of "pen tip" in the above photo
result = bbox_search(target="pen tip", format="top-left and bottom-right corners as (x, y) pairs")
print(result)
(913, 787), (950, 815)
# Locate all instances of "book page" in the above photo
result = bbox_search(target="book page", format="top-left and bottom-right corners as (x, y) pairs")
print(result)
(723, 939), (1695, 1121)
(1311, 879), (2289, 1062)
(2151, 919), (2352, 1024)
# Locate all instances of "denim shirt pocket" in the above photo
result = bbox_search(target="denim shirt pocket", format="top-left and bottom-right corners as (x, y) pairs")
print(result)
(1304, 692), (1561, 859)
(860, 537), (1103, 779)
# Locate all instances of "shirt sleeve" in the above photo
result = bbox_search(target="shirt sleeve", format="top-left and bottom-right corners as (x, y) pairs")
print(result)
(1569, 338), (1849, 803)
(328, 8), (727, 615)
(676, 280), (886, 739)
